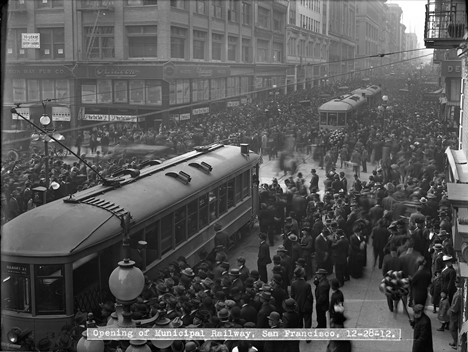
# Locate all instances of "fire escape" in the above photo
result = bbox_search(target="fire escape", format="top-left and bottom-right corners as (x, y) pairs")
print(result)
(424, 0), (467, 49)
(77, 0), (115, 60)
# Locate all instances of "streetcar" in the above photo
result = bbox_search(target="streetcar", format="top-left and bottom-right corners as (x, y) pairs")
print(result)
(318, 93), (367, 130)
(1, 144), (261, 344)
(351, 85), (382, 107)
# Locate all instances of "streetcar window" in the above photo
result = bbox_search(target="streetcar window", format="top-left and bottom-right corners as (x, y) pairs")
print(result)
(175, 206), (187, 246)
(1, 262), (31, 313)
(35, 264), (65, 314)
(209, 190), (218, 222)
(73, 255), (100, 313)
(227, 179), (235, 208)
(218, 183), (228, 215)
(145, 223), (159, 263)
(242, 170), (250, 198)
(199, 193), (209, 229)
(328, 113), (338, 126)
(320, 112), (327, 125)
(338, 113), (346, 126)
(234, 175), (242, 203)
(161, 214), (173, 254)
(187, 200), (198, 237)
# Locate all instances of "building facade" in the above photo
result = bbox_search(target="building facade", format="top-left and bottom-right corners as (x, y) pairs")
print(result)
(3, 0), (289, 131)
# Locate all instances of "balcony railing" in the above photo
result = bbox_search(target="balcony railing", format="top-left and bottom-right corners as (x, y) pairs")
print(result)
(77, 0), (115, 10)
(424, 0), (467, 48)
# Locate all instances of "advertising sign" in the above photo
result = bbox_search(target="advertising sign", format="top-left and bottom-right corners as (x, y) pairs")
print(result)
(22, 33), (40, 49)
(179, 113), (191, 121)
(83, 114), (110, 121)
(227, 101), (240, 107)
(11, 107), (30, 120)
(52, 106), (71, 121)
(192, 107), (209, 115)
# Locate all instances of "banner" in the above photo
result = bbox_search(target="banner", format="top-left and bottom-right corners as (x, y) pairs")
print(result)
(12, 107), (30, 120)
(192, 107), (209, 115)
(83, 114), (109, 121)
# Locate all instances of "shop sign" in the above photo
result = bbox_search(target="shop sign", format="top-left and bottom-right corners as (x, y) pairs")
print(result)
(109, 115), (138, 123)
(83, 114), (110, 121)
(6, 65), (74, 78)
(164, 64), (230, 79)
(170, 114), (180, 121)
(12, 107), (30, 120)
(192, 107), (209, 115)
(227, 101), (240, 107)
(179, 113), (191, 121)
(441, 60), (462, 77)
(3, 262), (29, 277)
(22, 33), (40, 49)
(240, 98), (248, 105)
(52, 106), (71, 121)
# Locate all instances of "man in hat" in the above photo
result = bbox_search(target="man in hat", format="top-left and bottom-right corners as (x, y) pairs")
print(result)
(440, 255), (457, 304)
(257, 233), (272, 283)
(237, 256), (250, 282)
(349, 223), (367, 279)
(214, 223), (230, 250)
(448, 278), (462, 349)
(257, 291), (274, 328)
(309, 169), (319, 193)
(331, 229), (349, 287)
(282, 298), (301, 352)
(371, 219), (390, 270)
(229, 268), (244, 293)
(290, 267), (313, 330)
(314, 268), (330, 328)
(264, 312), (284, 352)
(270, 273), (288, 314)
(412, 217), (430, 261)
(213, 251), (227, 279)
(288, 234), (301, 264)
(431, 243), (445, 278)
(411, 257), (432, 307)
(240, 294), (258, 324)
(410, 304), (433, 352)
(315, 228), (330, 272)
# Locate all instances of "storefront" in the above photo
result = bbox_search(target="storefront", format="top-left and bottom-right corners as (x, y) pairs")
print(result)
(3, 64), (76, 131)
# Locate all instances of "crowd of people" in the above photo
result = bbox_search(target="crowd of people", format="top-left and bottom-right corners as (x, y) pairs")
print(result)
(2, 68), (465, 352)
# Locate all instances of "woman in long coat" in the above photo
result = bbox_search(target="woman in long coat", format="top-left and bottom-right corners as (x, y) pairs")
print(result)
(348, 223), (367, 278)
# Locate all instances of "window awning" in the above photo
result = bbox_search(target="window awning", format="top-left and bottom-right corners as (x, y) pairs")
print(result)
(445, 147), (468, 183)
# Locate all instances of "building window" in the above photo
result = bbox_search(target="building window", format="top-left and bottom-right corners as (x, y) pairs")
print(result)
(12, 78), (70, 103)
(212, 0), (223, 18)
(192, 79), (210, 102)
(211, 78), (226, 100)
(127, 25), (157, 58)
(169, 79), (190, 105)
(97, 79), (112, 103)
(289, 9), (296, 25)
(127, 0), (157, 5)
(171, 26), (187, 59)
(195, 0), (207, 14)
(273, 10), (283, 31)
(288, 37), (296, 56)
(242, 38), (251, 63)
(193, 30), (207, 60)
(36, 0), (64, 8)
(273, 42), (282, 62)
(242, 2), (251, 25)
(38, 28), (64, 59)
(212, 33), (223, 61)
(227, 0), (237, 22)
(85, 26), (114, 59)
(227, 77), (239, 97)
(170, 0), (186, 10)
(228, 36), (238, 61)
(257, 39), (268, 62)
(145, 80), (162, 105)
(257, 6), (270, 29)
(6, 28), (27, 59)
(114, 80), (128, 103)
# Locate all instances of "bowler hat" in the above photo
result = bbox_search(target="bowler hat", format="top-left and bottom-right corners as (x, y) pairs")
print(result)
(229, 268), (240, 277)
(277, 245), (288, 252)
(442, 255), (453, 262)
(268, 311), (281, 322)
(316, 268), (328, 275)
(433, 243), (444, 250)
(217, 308), (230, 322)
(288, 234), (298, 242)
(181, 268), (195, 277)
(282, 298), (297, 311)
(412, 304), (424, 313)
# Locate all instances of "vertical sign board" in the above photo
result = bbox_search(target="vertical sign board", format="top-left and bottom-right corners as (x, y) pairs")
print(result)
(22, 33), (40, 49)
(52, 106), (71, 121)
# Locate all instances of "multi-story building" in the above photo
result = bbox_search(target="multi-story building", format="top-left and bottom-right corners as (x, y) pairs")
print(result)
(327, 0), (356, 81)
(405, 32), (418, 60)
(355, 0), (386, 75)
(424, 1), (468, 351)
(386, 3), (403, 63)
(3, 0), (288, 131)
(285, 0), (329, 90)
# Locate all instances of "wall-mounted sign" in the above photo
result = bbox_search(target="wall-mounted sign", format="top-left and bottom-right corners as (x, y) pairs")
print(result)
(83, 114), (109, 121)
(109, 115), (138, 123)
(22, 33), (40, 49)
(227, 101), (240, 107)
(3, 262), (30, 277)
(441, 60), (462, 77)
(52, 106), (71, 121)
(192, 107), (209, 115)
(179, 113), (191, 121)
(11, 107), (30, 120)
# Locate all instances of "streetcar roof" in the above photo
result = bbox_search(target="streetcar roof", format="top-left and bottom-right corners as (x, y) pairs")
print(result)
(1, 145), (260, 258)
(318, 94), (365, 112)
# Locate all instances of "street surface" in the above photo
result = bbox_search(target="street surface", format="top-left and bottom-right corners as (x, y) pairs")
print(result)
(228, 152), (454, 352)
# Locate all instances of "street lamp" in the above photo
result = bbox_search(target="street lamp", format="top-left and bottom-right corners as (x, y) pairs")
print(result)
(378, 95), (389, 135)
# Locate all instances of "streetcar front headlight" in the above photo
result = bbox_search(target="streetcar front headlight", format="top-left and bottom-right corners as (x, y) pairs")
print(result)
(7, 328), (21, 343)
